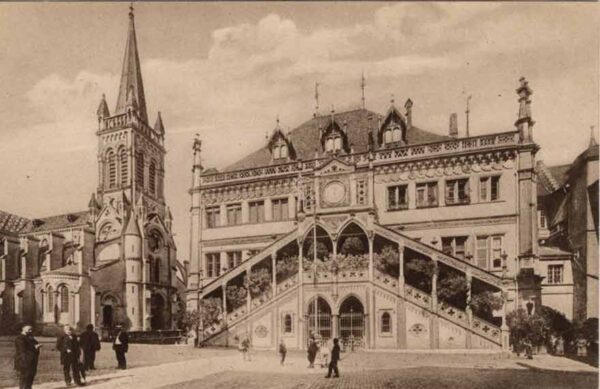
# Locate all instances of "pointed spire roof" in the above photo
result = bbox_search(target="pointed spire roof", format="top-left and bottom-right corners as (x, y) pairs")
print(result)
(97, 94), (110, 118)
(88, 193), (99, 210)
(155, 112), (165, 135)
(114, 5), (148, 122)
(590, 126), (597, 147)
(124, 211), (141, 236)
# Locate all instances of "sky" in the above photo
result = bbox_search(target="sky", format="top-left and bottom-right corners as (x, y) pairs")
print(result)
(0, 2), (598, 264)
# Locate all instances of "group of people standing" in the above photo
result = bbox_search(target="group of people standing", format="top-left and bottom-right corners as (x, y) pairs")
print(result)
(307, 336), (341, 378)
(14, 323), (129, 389)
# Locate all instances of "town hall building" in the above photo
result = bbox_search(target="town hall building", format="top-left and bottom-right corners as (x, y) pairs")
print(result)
(0, 7), (186, 336)
(186, 76), (594, 351)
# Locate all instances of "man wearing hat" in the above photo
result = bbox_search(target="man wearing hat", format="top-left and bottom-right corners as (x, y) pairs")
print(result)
(112, 325), (129, 369)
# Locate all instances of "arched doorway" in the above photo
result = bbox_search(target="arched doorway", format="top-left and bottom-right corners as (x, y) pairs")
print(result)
(102, 305), (113, 329)
(339, 296), (365, 348)
(150, 293), (165, 330)
(307, 297), (331, 343)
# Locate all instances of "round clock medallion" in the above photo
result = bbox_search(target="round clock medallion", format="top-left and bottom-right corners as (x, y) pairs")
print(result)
(323, 181), (346, 204)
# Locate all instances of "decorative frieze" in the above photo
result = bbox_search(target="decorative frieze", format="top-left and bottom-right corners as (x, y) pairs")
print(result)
(201, 178), (295, 205)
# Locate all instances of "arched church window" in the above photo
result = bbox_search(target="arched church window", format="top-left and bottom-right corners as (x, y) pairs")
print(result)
(149, 160), (157, 195)
(59, 285), (69, 313)
(381, 312), (391, 333)
(120, 148), (128, 186)
(280, 144), (288, 158)
(47, 285), (54, 312)
(107, 151), (117, 188)
(153, 258), (161, 283)
(392, 127), (402, 142)
(136, 152), (144, 188)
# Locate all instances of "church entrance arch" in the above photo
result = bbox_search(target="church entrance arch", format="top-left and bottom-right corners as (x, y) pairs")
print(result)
(307, 296), (332, 344)
(339, 296), (365, 349)
(102, 305), (113, 329)
(150, 293), (165, 330)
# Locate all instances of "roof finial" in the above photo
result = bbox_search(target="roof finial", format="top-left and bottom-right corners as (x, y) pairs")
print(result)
(465, 94), (472, 137)
(361, 71), (366, 110)
(314, 82), (320, 117)
(330, 105), (335, 125)
(129, 2), (134, 18)
(390, 94), (395, 106)
(590, 125), (597, 147)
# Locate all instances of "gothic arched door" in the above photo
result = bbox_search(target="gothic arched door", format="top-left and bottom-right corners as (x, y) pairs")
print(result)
(339, 296), (365, 349)
(306, 297), (332, 344)
(150, 293), (165, 330)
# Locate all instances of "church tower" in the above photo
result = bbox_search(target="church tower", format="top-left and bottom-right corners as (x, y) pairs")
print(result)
(92, 6), (176, 332)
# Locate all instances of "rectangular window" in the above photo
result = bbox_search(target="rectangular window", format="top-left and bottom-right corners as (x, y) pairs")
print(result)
(480, 176), (500, 202)
(538, 210), (547, 229)
(206, 253), (221, 278)
(476, 235), (503, 270)
(446, 179), (470, 205)
(476, 237), (489, 269)
(226, 204), (242, 225)
(547, 264), (564, 284)
(249, 201), (265, 224)
(416, 182), (438, 208)
(227, 251), (242, 269)
(206, 206), (220, 228)
(387, 185), (408, 210)
(272, 198), (289, 221)
(441, 236), (468, 260)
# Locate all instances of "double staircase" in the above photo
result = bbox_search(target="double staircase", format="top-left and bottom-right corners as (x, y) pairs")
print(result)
(197, 223), (506, 349)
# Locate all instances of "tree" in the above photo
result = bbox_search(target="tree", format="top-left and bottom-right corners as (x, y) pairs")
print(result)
(506, 308), (551, 349)
(340, 237), (366, 255)
(374, 245), (399, 277)
(404, 257), (434, 292)
(226, 284), (247, 312)
(305, 241), (330, 260)
(437, 271), (468, 309)
(470, 290), (503, 321)
(244, 268), (272, 298)
(199, 297), (223, 327)
(276, 255), (298, 283)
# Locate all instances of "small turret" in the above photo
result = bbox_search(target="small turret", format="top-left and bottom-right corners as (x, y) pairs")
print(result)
(590, 125), (597, 147)
(97, 94), (110, 122)
(88, 193), (99, 224)
(165, 206), (173, 231)
(404, 98), (413, 128)
(515, 77), (534, 142)
(126, 86), (139, 113)
(155, 111), (165, 136)
(449, 113), (458, 138)
(123, 211), (142, 259)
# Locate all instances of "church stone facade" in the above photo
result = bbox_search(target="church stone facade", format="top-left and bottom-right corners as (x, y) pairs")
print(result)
(186, 77), (589, 351)
(0, 8), (185, 336)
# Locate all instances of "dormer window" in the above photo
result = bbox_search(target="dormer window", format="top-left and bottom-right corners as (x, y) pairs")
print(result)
(379, 103), (408, 147)
(273, 144), (288, 160)
(268, 120), (295, 163)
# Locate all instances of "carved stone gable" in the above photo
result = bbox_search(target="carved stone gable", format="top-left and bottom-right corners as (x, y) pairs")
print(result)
(317, 158), (355, 176)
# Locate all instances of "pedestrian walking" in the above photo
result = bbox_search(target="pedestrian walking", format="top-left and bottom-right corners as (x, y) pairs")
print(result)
(112, 325), (129, 369)
(576, 337), (589, 357)
(14, 324), (41, 389)
(56, 325), (84, 387)
(79, 324), (101, 370)
(555, 336), (565, 356)
(278, 339), (287, 366)
(307, 336), (318, 368)
(325, 338), (341, 378)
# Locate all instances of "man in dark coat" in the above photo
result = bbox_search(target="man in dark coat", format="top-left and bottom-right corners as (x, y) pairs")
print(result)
(325, 338), (341, 378)
(112, 325), (129, 369)
(14, 324), (41, 389)
(79, 324), (101, 370)
(56, 325), (84, 386)
(307, 336), (318, 368)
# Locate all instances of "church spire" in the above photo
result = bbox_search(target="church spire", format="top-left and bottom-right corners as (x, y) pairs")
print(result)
(114, 4), (148, 122)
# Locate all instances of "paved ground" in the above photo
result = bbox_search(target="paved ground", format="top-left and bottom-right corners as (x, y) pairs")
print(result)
(1, 339), (597, 389)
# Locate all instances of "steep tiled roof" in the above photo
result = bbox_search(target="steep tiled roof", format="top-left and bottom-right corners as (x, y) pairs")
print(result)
(26, 211), (90, 234)
(0, 210), (30, 235)
(536, 162), (570, 197)
(225, 108), (450, 172)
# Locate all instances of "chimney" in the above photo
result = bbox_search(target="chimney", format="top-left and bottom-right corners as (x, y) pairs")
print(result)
(449, 113), (458, 138)
(404, 99), (413, 128)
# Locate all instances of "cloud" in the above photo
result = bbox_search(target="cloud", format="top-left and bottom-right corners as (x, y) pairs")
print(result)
(1, 3), (597, 265)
